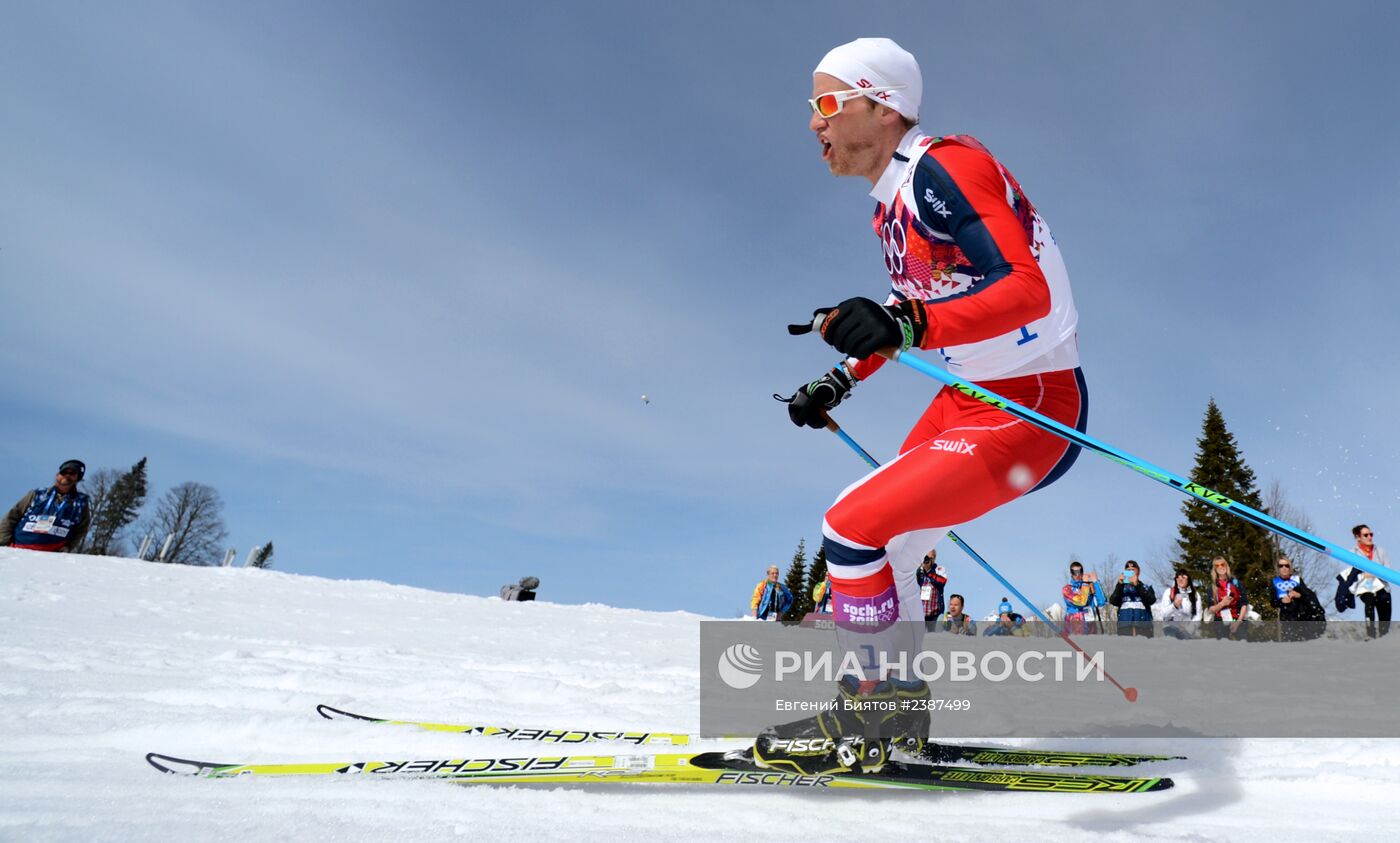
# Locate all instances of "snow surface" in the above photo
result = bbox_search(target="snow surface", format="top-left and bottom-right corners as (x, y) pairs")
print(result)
(2, 549), (1397, 842)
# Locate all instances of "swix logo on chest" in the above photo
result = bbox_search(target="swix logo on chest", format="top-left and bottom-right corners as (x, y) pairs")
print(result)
(930, 438), (977, 455)
(923, 188), (951, 218)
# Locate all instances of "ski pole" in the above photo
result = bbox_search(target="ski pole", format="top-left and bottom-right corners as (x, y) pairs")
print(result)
(768, 388), (882, 469)
(947, 532), (1139, 703)
(879, 347), (1398, 587)
(822, 420), (1139, 702)
(824, 417), (880, 470)
(789, 314), (1396, 589)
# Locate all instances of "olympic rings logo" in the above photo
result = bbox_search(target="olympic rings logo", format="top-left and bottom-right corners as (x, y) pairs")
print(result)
(880, 220), (906, 278)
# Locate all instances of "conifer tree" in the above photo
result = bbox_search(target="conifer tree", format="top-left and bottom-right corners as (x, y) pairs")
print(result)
(250, 541), (275, 569)
(1175, 399), (1276, 620)
(807, 544), (829, 610)
(782, 538), (812, 621)
(84, 458), (149, 557)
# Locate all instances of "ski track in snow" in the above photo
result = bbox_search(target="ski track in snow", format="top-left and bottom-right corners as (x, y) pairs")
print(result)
(1, 550), (1396, 842)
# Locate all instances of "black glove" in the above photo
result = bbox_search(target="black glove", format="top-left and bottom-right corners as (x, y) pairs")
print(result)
(781, 366), (857, 429)
(809, 297), (929, 359)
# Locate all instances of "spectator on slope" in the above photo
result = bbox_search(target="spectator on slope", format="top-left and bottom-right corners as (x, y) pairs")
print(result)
(813, 572), (833, 614)
(1062, 561), (1104, 635)
(982, 603), (1028, 637)
(500, 576), (540, 601)
(1108, 559), (1156, 638)
(916, 549), (948, 631)
(940, 594), (976, 635)
(1269, 557), (1326, 642)
(0, 460), (91, 552)
(1338, 524), (1391, 639)
(1159, 568), (1203, 640)
(1207, 556), (1251, 641)
(751, 565), (793, 621)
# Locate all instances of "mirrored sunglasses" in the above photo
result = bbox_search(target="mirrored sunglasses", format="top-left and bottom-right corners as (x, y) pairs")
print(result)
(808, 85), (905, 119)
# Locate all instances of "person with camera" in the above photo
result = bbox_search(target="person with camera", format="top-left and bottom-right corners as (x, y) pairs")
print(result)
(915, 549), (948, 632)
(982, 597), (1028, 637)
(1062, 561), (1104, 634)
(1108, 559), (1156, 638)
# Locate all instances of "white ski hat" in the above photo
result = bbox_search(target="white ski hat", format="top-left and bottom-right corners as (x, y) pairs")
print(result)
(814, 37), (922, 122)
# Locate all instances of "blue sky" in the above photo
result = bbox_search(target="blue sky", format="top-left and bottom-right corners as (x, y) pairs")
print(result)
(2, 1), (1397, 618)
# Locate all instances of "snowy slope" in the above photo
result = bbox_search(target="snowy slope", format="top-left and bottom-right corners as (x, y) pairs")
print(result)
(1, 549), (1396, 842)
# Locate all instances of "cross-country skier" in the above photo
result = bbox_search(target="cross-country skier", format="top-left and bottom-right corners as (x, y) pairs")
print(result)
(758, 37), (1087, 775)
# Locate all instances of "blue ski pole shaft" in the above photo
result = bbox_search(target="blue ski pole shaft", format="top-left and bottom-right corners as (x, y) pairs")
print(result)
(943, 531), (1060, 632)
(947, 531), (1138, 702)
(824, 417), (880, 469)
(822, 421), (1138, 701)
(885, 349), (1399, 589)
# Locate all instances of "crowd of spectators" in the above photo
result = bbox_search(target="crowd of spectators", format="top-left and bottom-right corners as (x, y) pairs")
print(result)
(1033, 534), (1382, 642)
(752, 524), (1392, 642)
(1044, 553), (1342, 642)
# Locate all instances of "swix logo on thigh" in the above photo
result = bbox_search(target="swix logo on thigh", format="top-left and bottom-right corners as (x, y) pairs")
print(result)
(930, 438), (977, 455)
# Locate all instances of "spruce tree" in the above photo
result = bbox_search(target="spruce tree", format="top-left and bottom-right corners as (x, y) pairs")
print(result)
(250, 541), (275, 569)
(84, 458), (149, 557)
(1175, 400), (1276, 620)
(807, 544), (829, 610)
(782, 539), (812, 621)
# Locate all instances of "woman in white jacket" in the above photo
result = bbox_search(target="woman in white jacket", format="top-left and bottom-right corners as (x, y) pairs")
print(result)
(1158, 569), (1203, 639)
(1343, 524), (1391, 638)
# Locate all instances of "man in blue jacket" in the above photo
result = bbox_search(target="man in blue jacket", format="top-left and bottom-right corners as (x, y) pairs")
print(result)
(1109, 560), (1156, 638)
(0, 460), (91, 552)
(751, 565), (794, 621)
